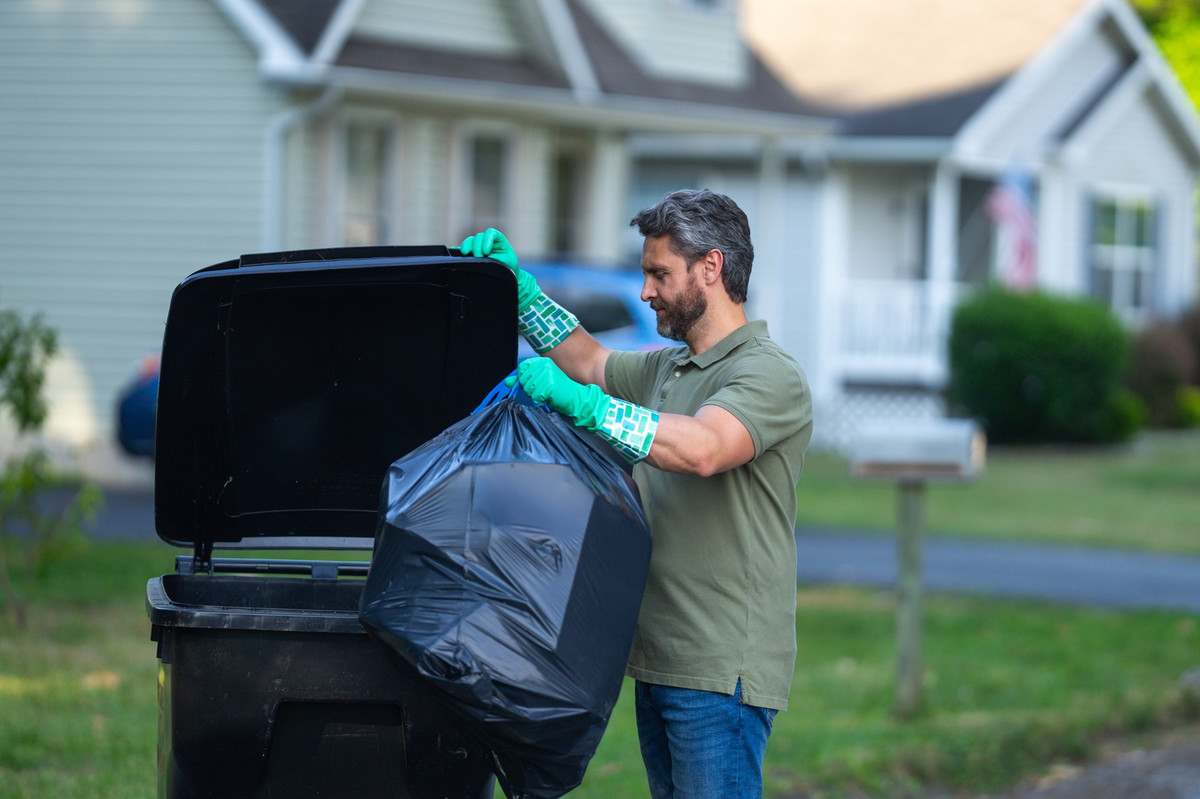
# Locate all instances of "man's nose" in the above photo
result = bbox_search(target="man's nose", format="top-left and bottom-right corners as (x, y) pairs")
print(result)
(640, 279), (655, 303)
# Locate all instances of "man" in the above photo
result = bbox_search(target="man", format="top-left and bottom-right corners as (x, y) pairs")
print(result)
(459, 188), (812, 799)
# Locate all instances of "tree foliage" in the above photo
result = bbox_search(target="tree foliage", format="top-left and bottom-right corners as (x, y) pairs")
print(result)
(1133, 0), (1200, 110)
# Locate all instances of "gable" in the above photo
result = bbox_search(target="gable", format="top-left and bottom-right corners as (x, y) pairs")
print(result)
(352, 0), (525, 57)
(961, 13), (1137, 163)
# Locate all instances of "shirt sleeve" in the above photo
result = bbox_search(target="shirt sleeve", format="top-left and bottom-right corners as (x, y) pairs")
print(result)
(606, 347), (672, 407)
(702, 348), (812, 457)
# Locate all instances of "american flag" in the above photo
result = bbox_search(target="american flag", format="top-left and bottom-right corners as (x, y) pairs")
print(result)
(985, 168), (1038, 290)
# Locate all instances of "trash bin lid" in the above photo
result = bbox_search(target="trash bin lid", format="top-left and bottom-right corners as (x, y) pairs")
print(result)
(154, 246), (517, 549)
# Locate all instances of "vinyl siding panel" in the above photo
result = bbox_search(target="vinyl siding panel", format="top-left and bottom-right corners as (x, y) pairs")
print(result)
(1079, 90), (1200, 314)
(978, 22), (1130, 161)
(354, 0), (523, 56)
(0, 0), (289, 446)
(577, 0), (748, 88)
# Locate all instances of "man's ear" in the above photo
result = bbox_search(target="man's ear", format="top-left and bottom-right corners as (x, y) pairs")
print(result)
(701, 248), (724, 286)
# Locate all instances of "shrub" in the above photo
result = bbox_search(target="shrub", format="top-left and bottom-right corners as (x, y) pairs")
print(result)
(1177, 386), (1200, 428)
(0, 304), (101, 626)
(1126, 321), (1196, 427)
(948, 288), (1134, 444)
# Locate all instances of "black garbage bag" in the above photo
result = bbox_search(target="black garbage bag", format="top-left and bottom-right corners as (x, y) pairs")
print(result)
(359, 393), (652, 799)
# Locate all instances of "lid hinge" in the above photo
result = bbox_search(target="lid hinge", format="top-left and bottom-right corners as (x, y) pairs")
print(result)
(181, 541), (214, 575)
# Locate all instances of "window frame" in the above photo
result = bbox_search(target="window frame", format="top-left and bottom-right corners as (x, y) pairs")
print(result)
(450, 122), (517, 243)
(329, 109), (400, 247)
(1087, 185), (1159, 325)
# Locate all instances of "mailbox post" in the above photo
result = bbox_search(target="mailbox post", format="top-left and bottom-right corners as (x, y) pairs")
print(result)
(846, 418), (985, 718)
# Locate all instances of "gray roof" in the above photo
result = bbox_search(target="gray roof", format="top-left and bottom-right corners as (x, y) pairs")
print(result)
(840, 80), (1006, 137)
(253, 0), (824, 119)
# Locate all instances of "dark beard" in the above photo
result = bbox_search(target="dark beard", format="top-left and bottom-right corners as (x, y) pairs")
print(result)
(655, 279), (707, 342)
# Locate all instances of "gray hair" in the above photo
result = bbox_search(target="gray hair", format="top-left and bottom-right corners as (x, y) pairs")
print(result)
(629, 189), (753, 303)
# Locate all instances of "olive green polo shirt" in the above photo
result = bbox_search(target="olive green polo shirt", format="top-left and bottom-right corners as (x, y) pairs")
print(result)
(605, 320), (813, 711)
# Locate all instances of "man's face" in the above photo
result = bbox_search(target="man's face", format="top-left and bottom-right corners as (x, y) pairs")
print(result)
(640, 235), (708, 342)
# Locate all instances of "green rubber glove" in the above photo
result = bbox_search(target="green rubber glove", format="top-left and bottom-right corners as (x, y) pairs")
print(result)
(458, 228), (580, 354)
(508, 358), (609, 431)
(507, 358), (660, 463)
(458, 228), (539, 311)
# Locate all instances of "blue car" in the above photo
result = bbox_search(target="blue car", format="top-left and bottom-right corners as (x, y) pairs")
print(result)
(518, 262), (671, 360)
(115, 354), (159, 458)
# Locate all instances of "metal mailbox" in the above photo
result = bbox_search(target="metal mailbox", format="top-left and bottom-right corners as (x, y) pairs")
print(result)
(847, 418), (986, 482)
(843, 416), (986, 717)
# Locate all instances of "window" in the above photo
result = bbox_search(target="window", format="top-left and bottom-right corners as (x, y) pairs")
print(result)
(467, 134), (510, 234)
(1089, 194), (1157, 322)
(550, 149), (585, 255)
(343, 122), (390, 246)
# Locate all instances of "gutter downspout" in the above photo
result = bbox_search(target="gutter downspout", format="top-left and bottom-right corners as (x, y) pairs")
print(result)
(262, 85), (343, 251)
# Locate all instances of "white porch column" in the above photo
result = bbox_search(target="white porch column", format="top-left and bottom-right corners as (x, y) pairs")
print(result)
(582, 131), (629, 263)
(754, 137), (786, 335)
(925, 161), (959, 386)
(812, 167), (849, 416)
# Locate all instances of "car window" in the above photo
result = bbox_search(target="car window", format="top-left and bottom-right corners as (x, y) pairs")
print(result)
(542, 287), (635, 334)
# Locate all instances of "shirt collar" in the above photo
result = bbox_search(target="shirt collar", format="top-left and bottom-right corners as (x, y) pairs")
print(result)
(670, 320), (769, 369)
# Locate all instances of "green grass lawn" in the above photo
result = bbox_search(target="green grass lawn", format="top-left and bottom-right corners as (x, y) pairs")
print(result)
(3, 542), (1200, 799)
(797, 429), (1200, 554)
(2, 430), (1199, 798)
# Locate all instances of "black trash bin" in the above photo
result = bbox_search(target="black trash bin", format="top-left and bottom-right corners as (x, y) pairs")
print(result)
(145, 246), (516, 799)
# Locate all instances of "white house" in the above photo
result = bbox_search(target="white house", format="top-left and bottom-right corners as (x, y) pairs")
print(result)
(1, 0), (1198, 470)
(745, 0), (1200, 442)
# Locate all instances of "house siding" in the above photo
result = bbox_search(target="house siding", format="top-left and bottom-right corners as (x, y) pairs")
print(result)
(577, 0), (748, 88)
(976, 20), (1130, 162)
(0, 0), (289, 445)
(1076, 89), (1200, 315)
(354, 0), (523, 56)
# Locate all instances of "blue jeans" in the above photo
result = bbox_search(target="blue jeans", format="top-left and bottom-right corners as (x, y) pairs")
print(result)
(634, 680), (777, 799)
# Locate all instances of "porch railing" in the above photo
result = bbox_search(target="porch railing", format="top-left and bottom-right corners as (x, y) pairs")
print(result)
(839, 279), (972, 386)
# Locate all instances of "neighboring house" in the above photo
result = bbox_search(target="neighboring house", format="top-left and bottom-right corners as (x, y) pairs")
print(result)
(743, 0), (1200, 442)
(1, 0), (1198, 463)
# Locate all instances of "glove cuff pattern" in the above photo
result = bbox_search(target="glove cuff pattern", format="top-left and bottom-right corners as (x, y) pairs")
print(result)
(595, 397), (659, 464)
(518, 291), (580, 354)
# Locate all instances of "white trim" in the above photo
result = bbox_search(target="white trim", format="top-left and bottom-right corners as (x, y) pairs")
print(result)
(535, 0), (601, 99)
(311, 0), (368, 66)
(211, 0), (307, 74)
(824, 137), (952, 163)
(954, 0), (1109, 161)
(1059, 61), (1153, 168)
(813, 170), (850, 405)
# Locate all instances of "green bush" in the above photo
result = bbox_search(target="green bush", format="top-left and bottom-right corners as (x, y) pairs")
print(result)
(1126, 321), (1196, 427)
(1177, 385), (1200, 428)
(948, 287), (1134, 444)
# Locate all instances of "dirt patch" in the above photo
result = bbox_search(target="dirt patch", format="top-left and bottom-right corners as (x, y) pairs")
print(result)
(978, 724), (1200, 799)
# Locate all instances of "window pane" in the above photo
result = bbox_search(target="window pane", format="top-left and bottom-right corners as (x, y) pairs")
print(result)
(1133, 202), (1154, 247)
(1092, 200), (1118, 246)
(471, 136), (507, 230)
(345, 123), (388, 246)
(1088, 194), (1158, 315)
